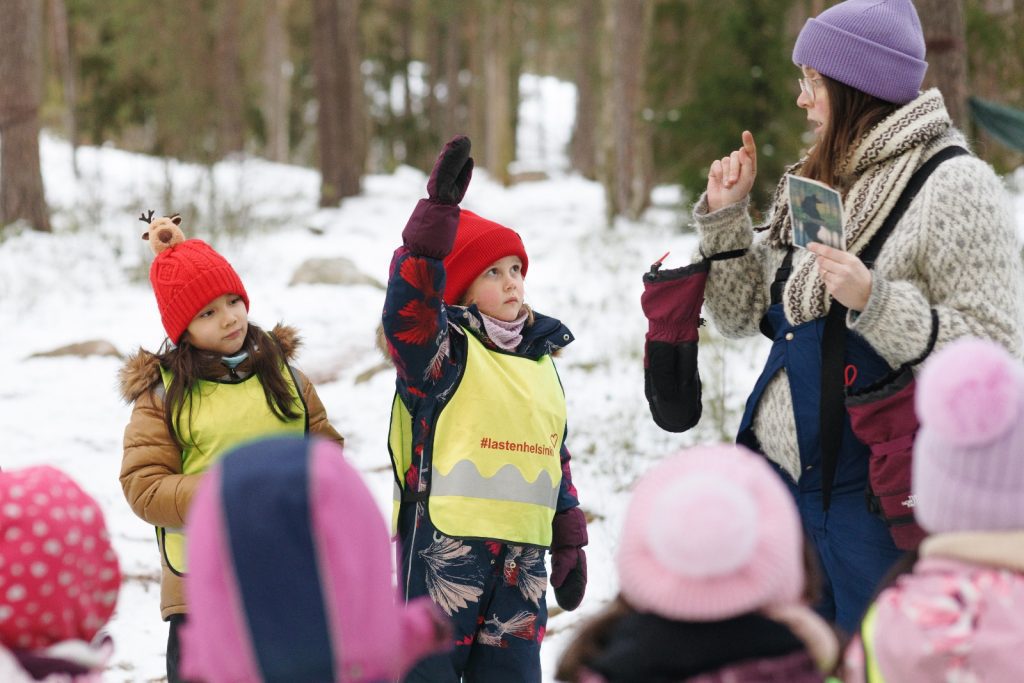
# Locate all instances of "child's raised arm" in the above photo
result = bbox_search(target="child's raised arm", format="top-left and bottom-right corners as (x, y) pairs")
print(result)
(382, 136), (473, 393)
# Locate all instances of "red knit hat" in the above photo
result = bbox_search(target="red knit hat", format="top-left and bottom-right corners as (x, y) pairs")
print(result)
(443, 210), (529, 304)
(143, 214), (249, 344)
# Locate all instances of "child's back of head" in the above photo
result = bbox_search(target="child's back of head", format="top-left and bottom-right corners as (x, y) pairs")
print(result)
(181, 435), (450, 683)
(558, 444), (837, 682)
(0, 466), (121, 679)
(848, 337), (1024, 681)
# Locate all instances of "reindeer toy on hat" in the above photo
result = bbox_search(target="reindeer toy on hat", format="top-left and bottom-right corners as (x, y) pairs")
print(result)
(139, 209), (186, 255)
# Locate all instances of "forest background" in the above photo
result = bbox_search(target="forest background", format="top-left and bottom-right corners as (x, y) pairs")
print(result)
(2, 2), (1024, 680)
(2, 0), (1023, 236)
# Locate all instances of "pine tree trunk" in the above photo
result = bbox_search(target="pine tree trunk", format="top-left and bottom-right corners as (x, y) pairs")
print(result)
(442, 11), (464, 138)
(570, 0), (600, 180)
(425, 12), (443, 149)
(0, 0), (51, 231)
(467, 4), (488, 159)
(216, 0), (246, 155)
(604, 0), (653, 221)
(312, 0), (343, 205)
(337, 0), (364, 196)
(262, 0), (293, 163)
(482, 0), (515, 185)
(919, 0), (968, 129)
(49, 0), (79, 177)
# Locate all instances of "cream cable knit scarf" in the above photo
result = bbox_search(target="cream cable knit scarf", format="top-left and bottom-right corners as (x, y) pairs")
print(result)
(763, 89), (952, 325)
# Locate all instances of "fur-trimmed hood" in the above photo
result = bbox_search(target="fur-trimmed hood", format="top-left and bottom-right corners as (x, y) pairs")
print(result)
(118, 324), (301, 403)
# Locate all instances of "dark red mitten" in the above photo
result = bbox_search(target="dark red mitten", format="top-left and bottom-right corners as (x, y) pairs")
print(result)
(550, 507), (588, 611)
(402, 136), (474, 259)
(641, 258), (709, 433)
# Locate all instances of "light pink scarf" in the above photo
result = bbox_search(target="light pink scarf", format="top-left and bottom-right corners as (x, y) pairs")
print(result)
(481, 310), (529, 351)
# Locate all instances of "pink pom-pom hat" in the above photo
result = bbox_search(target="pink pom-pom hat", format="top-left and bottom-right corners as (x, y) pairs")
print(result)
(616, 445), (805, 621)
(914, 337), (1024, 533)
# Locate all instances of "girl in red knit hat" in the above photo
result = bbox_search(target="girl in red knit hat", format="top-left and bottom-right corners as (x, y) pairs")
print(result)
(117, 213), (344, 683)
(382, 136), (589, 682)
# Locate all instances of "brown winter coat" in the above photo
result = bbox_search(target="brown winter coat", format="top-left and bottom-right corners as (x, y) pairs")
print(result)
(118, 324), (344, 620)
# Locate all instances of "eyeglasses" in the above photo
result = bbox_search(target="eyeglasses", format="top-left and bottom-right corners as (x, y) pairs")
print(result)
(798, 76), (823, 103)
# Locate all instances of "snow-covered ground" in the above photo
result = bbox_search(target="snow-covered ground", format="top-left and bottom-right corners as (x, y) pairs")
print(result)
(2, 75), (1021, 681)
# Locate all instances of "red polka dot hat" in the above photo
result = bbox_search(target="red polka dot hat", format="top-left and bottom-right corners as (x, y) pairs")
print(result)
(0, 466), (121, 650)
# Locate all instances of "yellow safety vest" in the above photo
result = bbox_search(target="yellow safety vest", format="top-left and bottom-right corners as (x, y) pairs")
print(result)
(158, 365), (306, 575)
(389, 330), (566, 547)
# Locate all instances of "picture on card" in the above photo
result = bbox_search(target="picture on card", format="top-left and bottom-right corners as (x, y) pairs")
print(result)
(786, 174), (845, 251)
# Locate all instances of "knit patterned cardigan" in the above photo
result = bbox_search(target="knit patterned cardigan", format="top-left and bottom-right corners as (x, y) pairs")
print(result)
(693, 90), (1023, 481)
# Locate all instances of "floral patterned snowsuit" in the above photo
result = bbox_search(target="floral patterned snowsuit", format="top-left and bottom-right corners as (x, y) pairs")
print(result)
(382, 245), (580, 682)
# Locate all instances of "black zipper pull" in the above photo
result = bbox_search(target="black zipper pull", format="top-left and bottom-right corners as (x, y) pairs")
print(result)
(645, 251), (671, 281)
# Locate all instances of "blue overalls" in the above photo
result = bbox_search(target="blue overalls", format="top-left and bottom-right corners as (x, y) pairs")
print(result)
(738, 301), (904, 634)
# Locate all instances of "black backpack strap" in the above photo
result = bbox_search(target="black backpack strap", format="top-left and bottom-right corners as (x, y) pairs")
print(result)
(697, 247), (749, 263)
(819, 145), (967, 511)
(769, 247), (795, 306)
(759, 247), (795, 338)
(859, 146), (969, 266)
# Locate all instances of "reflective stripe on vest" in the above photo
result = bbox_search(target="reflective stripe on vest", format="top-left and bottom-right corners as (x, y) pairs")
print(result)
(429, 330), (565, 546)
(158, 365), (306, 575)
(860, 602), (886, 683)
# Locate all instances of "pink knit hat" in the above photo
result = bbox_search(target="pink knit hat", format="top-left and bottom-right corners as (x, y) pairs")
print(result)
(0, 466), (121, 650)
(914, 338), (1024, 533)
(617, 445), (805, 621)
(181, 436), (450, 683)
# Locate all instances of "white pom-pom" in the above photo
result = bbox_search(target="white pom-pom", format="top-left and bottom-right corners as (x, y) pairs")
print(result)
(917, 338), (1020, 447)
(646, 473), (758, 579)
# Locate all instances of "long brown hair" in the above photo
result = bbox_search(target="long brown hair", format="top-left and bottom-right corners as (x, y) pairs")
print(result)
(156, 322), (301, 446)
(800, 76), (899, 191)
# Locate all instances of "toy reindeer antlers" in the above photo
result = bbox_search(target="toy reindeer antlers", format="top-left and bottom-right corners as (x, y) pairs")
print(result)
(139, 210), (185, 255)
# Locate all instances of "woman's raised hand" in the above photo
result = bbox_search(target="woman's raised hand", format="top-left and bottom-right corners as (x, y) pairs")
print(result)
(706, 130), (757, 212)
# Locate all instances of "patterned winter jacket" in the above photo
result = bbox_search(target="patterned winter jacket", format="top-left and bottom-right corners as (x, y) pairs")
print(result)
(381, 246), (580, 533)
(845, 531), (1024, 682)
(118, 324), (344, 620)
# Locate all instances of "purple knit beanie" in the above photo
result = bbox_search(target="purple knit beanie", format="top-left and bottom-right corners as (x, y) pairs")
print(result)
(913, 338), (1024, 534)
(617, 445), (805, 621)
(793, 0), (927, 104)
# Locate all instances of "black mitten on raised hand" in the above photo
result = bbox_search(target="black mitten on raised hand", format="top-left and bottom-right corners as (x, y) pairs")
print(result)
(641, 260), (709, 433)
(427, 135), (473, 205)
(402, 135), (474, 259)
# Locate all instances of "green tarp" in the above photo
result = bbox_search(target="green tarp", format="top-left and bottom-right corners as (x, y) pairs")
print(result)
(970, 96), (1024, 153)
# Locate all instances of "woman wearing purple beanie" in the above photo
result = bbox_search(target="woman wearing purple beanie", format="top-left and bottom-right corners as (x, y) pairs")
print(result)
(691, 0), (1023, 635)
